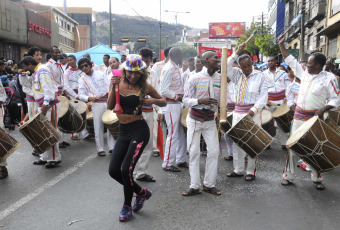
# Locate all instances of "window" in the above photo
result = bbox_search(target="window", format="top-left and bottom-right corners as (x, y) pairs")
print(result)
(67, 24), (70, 31)
(59, 19), (63, 27)
(328, 37), (338, 58)
(331, 0), (340, 16)
(308, 34), (313, 51)
(72, 27), (75, 33)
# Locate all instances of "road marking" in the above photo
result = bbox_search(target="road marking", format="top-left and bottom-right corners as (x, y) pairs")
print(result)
(0, 153), (98, 221)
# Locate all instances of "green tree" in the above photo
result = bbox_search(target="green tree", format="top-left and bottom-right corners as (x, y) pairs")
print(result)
(179, 43), (197, 58)
(255, 33), (280, 57)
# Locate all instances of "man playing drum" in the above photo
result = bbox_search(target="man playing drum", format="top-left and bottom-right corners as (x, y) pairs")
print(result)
(263, 57), (290, 150)
(20, 56), (62, 168)
(226, 42), (268, 181)
(182, 51), (222, 196)
(278, 34), (340, 190)
(0, 80), (8, 178)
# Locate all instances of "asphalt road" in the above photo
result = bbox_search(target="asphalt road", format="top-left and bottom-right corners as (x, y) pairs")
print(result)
(1, 128), (340, 230)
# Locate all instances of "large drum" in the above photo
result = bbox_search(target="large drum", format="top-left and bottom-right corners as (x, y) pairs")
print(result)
(226, 114), (274, 158)
(0, 127), (20, 163)
(19, 112), (62, 154)
(286, 116), (340, 173)
(102, 110), (119, 140)
(272, 104), (294, 133)
(181, 107), (189, 133)
(222, 112), (234, 133)
(58, 96), (83, 133)
(70, 100), (87, 133)
(86, 111), (95, 135)
(261, 110), (276, 137)
(328, 108), (340, 126)
(324, 112), (340, 135)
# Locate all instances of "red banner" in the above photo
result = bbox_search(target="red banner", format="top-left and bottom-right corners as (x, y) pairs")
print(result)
(209, 22), (245, 38)
(198, 46), (233, 58)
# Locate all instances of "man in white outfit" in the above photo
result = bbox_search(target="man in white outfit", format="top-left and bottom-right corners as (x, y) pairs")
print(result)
(182, 51), (221, 196)
(0, 80), (8, 178)
(160, 47), (187, 172)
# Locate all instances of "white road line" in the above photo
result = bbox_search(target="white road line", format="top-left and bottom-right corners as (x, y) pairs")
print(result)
(0, 153), (98, 221)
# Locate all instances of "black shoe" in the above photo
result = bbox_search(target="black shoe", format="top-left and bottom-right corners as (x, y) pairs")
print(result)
(45, 160), (62, 169)
(33, 160), (47, 165)
(282, 145), (287, 150)
(177, 162), (189, 168)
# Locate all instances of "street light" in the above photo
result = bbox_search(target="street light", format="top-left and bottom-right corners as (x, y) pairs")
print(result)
(164, 10), (190, 29)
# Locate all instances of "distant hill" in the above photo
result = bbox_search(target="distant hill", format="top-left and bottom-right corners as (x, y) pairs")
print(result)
(95, 12), (190, 55)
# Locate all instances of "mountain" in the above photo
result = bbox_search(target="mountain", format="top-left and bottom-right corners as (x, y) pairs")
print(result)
(95, 12), (190, 55)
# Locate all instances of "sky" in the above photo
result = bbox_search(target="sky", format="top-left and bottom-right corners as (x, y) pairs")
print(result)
(29, 0), (269, 29)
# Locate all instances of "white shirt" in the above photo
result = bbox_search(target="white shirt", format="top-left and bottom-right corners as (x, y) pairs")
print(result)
(19, 73), (34, 96)
(160, 60), (184, 100)
(0, 81), (6, 102)
(227, 53), (268, 113)
(61, 64), (68, 73)
(64, 67), (82, 98)
(183, 67), (220, 112)
(286, 80), (300, 108)
(46, 59), (63, 88)
(98, 64), (109, 73)
(78, 70), (110, 102)
(227, 81), (235, 104)
(263, 68), (290, 93)
(285, 54), (340, 110)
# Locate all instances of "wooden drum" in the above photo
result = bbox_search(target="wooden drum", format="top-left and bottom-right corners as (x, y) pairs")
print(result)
(324, 112), (340, 135)
(272, 104), (294, 133)
(70, 100), (87, 133)
(0, 127), (20, 163)
(58, 96), (83, 133)
(226, 114), (274, 158)
(286, 116), (340, 173)
(19, 112), (62, 154)
(261, 110), (276, 137)
(328, 107), (340, 126)
(102, 110), (119, 140)
(86, 111), (95, 135)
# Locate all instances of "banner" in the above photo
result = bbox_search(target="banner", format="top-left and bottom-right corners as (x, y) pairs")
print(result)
(209, 22), (246, 38)
(198, 46), (233, 58)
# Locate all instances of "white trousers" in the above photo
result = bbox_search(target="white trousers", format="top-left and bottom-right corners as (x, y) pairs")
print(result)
(135, 111), (154, 178)
(282, 119), (323, 182)
(268, 101), (288, 145)
(187, 117), (219, 189)
(27, 101), (39, 119)
(224, 133), (233, 156)
(162, 103), (187, 167)
(92, 102), (115, 152)
(152, 110), (160, 152)
(39, 103), (62, 162)
(0, 106), (6, 167)
(232, 112), (261, 175)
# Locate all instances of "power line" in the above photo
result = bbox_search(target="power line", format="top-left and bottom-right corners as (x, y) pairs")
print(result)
(122, 0), (157, 27)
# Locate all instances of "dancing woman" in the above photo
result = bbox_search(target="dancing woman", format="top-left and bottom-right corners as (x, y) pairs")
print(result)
(107, 54), (166, 222)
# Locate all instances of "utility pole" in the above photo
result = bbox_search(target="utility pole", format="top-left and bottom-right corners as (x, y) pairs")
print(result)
(165, 36), (169, 48)
(300, 0), (306, 61)
(159, 0), (162, 59)
(109, 0), (112, 49)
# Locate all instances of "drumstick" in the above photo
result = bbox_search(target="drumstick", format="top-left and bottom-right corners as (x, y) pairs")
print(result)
(245, 29), (258, 43)
(219, 47), (229, 133)
(112, 69), (123, 114)
(20, 71), (30, 75)
(279, 14), (302, 38)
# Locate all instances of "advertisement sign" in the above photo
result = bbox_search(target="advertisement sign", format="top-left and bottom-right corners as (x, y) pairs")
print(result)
(209, 22), (246, 38)
(198, 46), (233, 58)
(27, 10), (52, 50)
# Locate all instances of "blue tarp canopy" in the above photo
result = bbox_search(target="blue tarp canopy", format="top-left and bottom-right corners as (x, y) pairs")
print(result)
(72, 44), (121, 65)
(257, 62), (268, 69)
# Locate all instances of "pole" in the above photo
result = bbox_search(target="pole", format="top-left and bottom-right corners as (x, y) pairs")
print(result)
(109, 0), (112, 49)
(159, 0), (162, 59)
(219, 47), (228, 132)
(165, 36), (168, 48)
(300, 0), (306, 61)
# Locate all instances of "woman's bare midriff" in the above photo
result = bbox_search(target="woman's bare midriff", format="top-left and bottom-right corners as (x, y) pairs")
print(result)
(117, 114), (143, 124)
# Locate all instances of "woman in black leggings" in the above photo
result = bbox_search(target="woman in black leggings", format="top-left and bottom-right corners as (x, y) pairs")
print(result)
(107, 54), (166, 222)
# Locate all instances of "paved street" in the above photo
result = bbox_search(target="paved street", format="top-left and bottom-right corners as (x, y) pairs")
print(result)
(1, 128), (340, 230)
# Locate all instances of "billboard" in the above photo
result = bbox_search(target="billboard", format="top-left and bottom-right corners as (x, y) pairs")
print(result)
(209, 22), (246, 38)
(198, 46), (233, 58)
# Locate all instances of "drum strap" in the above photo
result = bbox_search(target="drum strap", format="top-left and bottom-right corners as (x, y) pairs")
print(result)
(294, 106), (317, 121)
(227, 103), (235, 112)
(234, 104), (254, 114)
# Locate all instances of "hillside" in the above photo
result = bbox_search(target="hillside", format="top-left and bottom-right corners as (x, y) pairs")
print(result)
(95, 12), (189, 55)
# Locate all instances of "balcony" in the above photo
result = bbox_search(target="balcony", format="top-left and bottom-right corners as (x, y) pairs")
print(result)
(310, 1), (326, 21)
(304, 11), (314, 28)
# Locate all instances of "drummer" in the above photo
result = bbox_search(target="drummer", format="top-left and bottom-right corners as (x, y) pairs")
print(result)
(263, 57), (290, 150)
(224, 80), (235, 161)
(20, 56), (62, 168)
(278, 34), (340, 190)
(226, 42), (268, 181)
(182, 51), (222, 196)
(78, 57), (115, 156)
(0, 80), (8, 178)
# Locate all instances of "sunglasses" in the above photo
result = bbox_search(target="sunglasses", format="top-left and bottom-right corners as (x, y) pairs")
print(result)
(80, 64), (89, 69)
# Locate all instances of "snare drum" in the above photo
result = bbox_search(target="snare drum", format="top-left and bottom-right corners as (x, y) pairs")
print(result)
(86, 111), (95, 134)
(226, 114), (274, 158)
(19, 112), (62, 154)
(286, 116), (340, 173)
(70, 100), (87, 133)
(102, 110), (119, 140)
(0, 127), (20, 163)
(261, 110), (276, 137)
(58, 96), (84, 133)
(272, 104), (294, 133)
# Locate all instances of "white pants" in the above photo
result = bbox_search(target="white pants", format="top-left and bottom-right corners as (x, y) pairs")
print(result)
(224, 133), (233, 156)
(39, 103), (62, 162)
(187, 117), (219, 189)
(162, 103), (187, 167)
(0, 106), (7, 167)
(232, 112), (261, 175)
(135, 111), (154, 178)
(267, 101), (288, 145)
(282, 119), (323, 182)
(152, 110), (160, 152)
(92, 102), (115, 152)
(27, 101), (39, 119)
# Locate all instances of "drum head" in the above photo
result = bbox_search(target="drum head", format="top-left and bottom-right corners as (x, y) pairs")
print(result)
(272, 104), (290, 118)
(181, 107), (189, 127)
(19, 112), (43, 130)
(70, 100), (87, 114)
(102, 110), (118, 125)
(261, 110), (273, 125)
(86, 111), (93, 120)
(286, 116), (318, 148)
(59, 96), (70, 118)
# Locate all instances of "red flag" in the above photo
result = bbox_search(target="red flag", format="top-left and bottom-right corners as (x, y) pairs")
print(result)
(157, 122), (164, 160)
